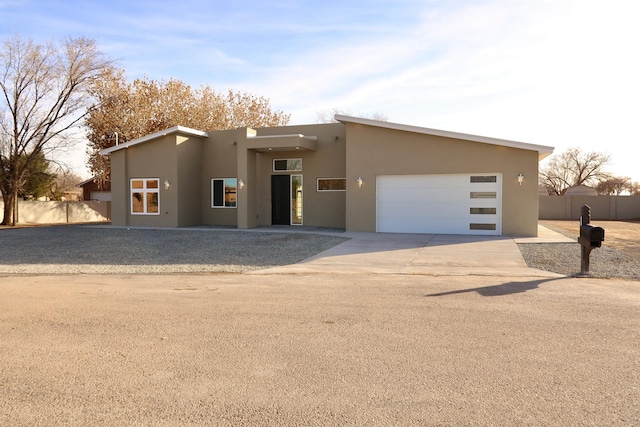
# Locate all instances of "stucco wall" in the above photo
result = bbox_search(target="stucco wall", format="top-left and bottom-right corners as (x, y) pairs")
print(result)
(176, 135), (203, 227)
(344, 123), (541, 236)
(108, 135), (183, 227)
(0, 201), (110, 224)
(200, 129), (239, 226)
(110, 149), (127, 226)
(539, 195), (640, 220)
(250, 123), (346, 229)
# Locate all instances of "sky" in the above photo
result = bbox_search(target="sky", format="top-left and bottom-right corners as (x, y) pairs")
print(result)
(1, 0), (639, 182)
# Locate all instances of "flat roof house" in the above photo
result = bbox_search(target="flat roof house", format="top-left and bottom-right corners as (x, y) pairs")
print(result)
(100, 115), (553, 236)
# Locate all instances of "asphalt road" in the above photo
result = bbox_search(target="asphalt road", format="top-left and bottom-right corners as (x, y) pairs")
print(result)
(1, 272), (638, 426)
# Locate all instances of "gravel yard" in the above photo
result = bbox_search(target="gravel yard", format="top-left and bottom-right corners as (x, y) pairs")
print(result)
(1, 223), (639, 280)
(519, 221), (640, 281)
(0, 226), (349, 274)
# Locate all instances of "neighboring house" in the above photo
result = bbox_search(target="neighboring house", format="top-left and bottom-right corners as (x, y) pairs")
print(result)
(78, 178), (112, 201)
(100, 115), (554, 236)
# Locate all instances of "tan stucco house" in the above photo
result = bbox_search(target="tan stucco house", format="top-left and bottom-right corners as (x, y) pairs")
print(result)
(100, 115), (553, 236)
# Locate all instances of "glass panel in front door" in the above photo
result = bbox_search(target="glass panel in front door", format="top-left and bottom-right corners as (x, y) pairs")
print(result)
(291, 175), (303, 225)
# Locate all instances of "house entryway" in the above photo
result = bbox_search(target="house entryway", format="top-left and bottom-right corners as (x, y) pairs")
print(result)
(271, 175), (303, 225)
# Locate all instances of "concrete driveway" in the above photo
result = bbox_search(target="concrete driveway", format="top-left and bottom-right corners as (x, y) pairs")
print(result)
(256, 225), (574, 276)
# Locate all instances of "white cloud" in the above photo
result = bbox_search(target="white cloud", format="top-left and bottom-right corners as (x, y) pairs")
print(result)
(3, 0), (639, 181)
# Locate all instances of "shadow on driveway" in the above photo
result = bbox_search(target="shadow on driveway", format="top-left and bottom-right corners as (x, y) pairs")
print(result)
(425, 277), (565, 297)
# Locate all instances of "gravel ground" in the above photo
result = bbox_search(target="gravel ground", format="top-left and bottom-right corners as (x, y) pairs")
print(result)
(518, 224), (640, 281)
(0, 225), (349, 274)
(1, 224), (638, 280)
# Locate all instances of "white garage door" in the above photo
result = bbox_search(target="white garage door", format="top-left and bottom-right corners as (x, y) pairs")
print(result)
(376, 174), (502, 235)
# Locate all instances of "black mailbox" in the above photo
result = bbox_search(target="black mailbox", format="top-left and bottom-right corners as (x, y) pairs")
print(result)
(578, 205), (604, 275)
(579, 224), (605, 248)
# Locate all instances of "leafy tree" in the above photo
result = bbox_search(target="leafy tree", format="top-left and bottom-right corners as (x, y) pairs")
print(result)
(595, 176), (633, 195)
(85, 69), (291, 183)
(0, 34), (111, 225)
(539, 147), (611, 195)
(19, 151), (55, 200)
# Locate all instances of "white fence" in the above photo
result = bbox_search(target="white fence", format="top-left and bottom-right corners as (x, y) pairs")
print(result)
(0, 200), (111, 224)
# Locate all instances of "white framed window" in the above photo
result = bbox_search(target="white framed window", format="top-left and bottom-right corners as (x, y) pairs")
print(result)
(130, 178), (160, 215)
(317, 178), (346, 191)
(211, 178), (237, 208)
(273, 158), (302, 172)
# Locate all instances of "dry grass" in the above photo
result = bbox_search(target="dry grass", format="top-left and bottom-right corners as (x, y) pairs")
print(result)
(541, 220), (640, 259)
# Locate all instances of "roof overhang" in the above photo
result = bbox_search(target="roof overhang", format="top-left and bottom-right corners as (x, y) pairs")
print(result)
(99, 126), (209, 155)
(334, 114), (554, 160)
(77, 177), (95, 187)
(245, 133), (318, 152)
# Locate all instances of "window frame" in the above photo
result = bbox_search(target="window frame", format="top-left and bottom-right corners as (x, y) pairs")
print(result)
(130, 178), (160, 215)
(291, 174), (303, 225)
(273, 158), (302, 172)
(317, 178), (347, 192)
(211, 178), (238, 208)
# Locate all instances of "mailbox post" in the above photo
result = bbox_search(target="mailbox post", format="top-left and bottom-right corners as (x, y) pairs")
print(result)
(578, 205), (605, 275)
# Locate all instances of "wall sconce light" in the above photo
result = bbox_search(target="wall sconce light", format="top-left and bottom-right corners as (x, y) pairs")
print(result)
(517, 174), (524, 186)
(238, 179), (245, 190)
(164, 179), (170, 190)
(357, 177), (363, 188)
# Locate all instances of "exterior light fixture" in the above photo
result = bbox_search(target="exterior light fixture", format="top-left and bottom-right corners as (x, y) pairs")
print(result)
(164, 179), (170, 190)
(517, 174), (524, 186)
(238, 179), (245, 190)
(357, 177), (363, 188)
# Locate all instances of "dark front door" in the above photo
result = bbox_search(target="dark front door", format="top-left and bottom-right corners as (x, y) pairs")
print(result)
(271, 175), (290, 225)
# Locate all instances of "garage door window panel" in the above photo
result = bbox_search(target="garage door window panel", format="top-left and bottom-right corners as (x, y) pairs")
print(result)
(470, 191), (497, 199)
(470, 176), (497, 183)
(470, 223), (497, 231)
(470, 207), (497, 215)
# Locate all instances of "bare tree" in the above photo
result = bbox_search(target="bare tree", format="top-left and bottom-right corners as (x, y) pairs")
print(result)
(539, 147), (611, 195)
(48, 167), (83, 201)
(0, 35), (110, 225)
(85, 69), (291, 183)
(595, 176), (632, 195)
(315, 108), (389, 123)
